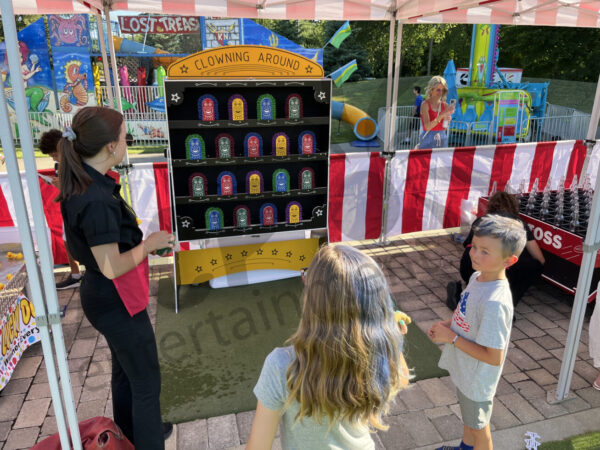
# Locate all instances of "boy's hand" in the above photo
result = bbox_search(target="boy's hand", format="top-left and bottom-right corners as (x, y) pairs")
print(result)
(428, 322), (456, 344)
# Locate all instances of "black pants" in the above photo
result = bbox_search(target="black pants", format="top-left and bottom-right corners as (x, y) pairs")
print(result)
(81, 271), (164, 450)
(460, 247), (544, 306)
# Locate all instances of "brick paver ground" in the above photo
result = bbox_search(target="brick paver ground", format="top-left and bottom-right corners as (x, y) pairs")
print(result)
(1, 230), (599, 449)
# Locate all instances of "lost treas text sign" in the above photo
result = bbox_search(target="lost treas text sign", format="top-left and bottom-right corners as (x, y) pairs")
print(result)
(118, 15), (200, 34)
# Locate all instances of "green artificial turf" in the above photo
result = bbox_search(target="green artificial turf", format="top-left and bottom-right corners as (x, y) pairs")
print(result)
(155, 277), (447, 423)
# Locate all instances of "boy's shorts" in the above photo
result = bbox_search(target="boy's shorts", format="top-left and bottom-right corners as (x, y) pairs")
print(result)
(456, 388), (493, 430)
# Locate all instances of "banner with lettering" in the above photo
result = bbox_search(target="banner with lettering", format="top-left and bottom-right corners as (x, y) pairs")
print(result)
(0, 294), (40, 390)
(119, 15), (200, 34)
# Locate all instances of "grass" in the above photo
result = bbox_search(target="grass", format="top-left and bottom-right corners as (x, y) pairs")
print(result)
(330, 76), (598, 144)
(4, 145), (164, 159)
(539, 431), (600, 449)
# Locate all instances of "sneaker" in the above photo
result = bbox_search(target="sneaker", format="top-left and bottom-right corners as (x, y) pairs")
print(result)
(445, 280), (461, 310)
(55, 274), (81, 290)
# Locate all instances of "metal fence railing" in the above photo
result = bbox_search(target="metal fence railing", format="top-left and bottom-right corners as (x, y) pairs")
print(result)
(5, 99), (592, 150)
(377, 104), (592, 151)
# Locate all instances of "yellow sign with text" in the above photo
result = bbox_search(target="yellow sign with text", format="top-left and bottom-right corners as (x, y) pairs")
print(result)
(167, 45), (324, 79)
(176, 238), (319, 285)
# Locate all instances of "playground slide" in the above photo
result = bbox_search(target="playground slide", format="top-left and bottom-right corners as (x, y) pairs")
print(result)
(331, 100), (378, 141)
(112, 36), (178, 67)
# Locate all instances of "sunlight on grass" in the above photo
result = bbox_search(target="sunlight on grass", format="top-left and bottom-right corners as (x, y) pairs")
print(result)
(539, 431), (600, 450)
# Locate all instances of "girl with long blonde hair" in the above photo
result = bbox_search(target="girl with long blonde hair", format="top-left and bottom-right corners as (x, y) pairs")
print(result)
(246, 244), (410, 449)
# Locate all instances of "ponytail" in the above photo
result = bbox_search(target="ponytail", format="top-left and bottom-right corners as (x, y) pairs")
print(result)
(55, 107), (123, 202)
(56, 137), (91, 202)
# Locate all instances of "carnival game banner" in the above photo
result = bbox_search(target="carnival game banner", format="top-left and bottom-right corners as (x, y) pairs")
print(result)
(48, 14), (96, 112)
(0, 294), (40, 390)
(119, 15), (200, 34)
(0, 17), (55, 114)
(200, 18), (323, 66)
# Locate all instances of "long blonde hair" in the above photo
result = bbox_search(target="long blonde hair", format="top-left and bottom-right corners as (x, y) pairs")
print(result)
(425, 75), (449, 101)
(286, 244), (408, 430)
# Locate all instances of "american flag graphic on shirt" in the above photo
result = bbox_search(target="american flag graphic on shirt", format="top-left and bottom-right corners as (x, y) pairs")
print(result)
(453, 291), (470, 332)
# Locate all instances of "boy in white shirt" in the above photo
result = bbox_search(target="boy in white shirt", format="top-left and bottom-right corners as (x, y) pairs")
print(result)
(429, 214), (526, 450)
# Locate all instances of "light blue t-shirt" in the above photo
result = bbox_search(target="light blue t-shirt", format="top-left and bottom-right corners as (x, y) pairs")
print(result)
(254, 347), (375, 450)
(438, 272), (513, 402)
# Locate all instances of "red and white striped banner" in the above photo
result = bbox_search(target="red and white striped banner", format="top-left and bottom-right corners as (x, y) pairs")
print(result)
(0, 170), (67, 264)
(3, 141), (597, 256)
(11, 0), (598, 27)
(328, 152), (386, 242)
(385, 140), (600, 238)
(398, 0), (600, 28)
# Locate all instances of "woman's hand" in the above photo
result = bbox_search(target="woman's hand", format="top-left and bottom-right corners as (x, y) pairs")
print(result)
(144, 231), (175, 254)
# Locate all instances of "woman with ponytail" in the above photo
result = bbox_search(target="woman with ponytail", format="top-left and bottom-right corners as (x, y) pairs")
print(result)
(59, 106), (174, 449)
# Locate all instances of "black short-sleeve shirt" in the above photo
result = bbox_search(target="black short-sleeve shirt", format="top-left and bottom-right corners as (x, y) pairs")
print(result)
(61, 163), (143, 273)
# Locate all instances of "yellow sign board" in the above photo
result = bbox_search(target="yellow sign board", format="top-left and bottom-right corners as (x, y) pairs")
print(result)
(176, 238), (319, 285)
(167, 45), (324, 79)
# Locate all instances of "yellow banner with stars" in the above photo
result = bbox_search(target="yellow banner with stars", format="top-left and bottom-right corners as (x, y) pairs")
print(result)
(176, 239), (319, 285)
(167, 45), (324, 79)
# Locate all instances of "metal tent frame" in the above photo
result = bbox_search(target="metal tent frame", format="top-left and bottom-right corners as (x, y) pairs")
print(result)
(0, 1), (599, 447)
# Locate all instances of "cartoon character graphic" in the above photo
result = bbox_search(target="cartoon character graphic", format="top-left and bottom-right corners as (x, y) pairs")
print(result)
(192, 177), (205, 198)
(275, 172), (288, 193)
(247, 136), (260, 157)
(4, 41), (49, 112)
(48, 15), (89, 46)
(218, 137), (231, 158)
(60, 60), (88, 112)
(209, 211), (221, 230)
(275, 135), (288, 156)
(221, 175), (233, 196)
(301, 170), (313, 190)
(263, 206), (275, 226)
(206, 22), (236, 46)
(249, 174), (261, 194)
(202, 98), (215, 121)
(288, 204), (300, 224)
(231, 98), (245, 120)
(138, 124), (165, 138)
(287, 95), (301, 119)
(189, 138), (202, 159)
(236, 209), (249, 227)
(301, 134), (314, 154)
(261, 98), (273, 120)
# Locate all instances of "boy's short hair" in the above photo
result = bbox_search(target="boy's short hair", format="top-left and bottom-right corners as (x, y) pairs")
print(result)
(39, 129), (62, 155)
(472, 214), (527, 257)
(414, 86), (421, 93)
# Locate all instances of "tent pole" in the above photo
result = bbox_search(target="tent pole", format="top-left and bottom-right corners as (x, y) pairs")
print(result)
(0, 2), (82, 447)
(555, 75), (600, 402)
(0, 65), (75, 450)
(579, 74), (600, 179)
(104, 4), (132, 206)
(383, 19), (396, 154)
(377, 19), (396, 245)
(95, 10), (114, 110)
(379, 20), (403, 244)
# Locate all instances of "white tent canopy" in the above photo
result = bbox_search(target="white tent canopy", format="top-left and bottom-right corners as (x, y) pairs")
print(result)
(0, 0), (599, 448)
(3, 0), (600, 26)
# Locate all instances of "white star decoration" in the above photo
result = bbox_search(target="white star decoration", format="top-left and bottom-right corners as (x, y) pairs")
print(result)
(315, 209), (323, 217)
(317, 91), (326, 100)
(181, 219), (190, 228)
(171, 93), (181, 103)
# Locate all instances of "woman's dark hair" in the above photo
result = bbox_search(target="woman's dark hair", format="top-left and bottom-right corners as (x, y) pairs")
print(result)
(39, 129), (62, 155)
(414, 86), (421, 93)
(486, 191), (519, 216)
(57, 107), (123, 202)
